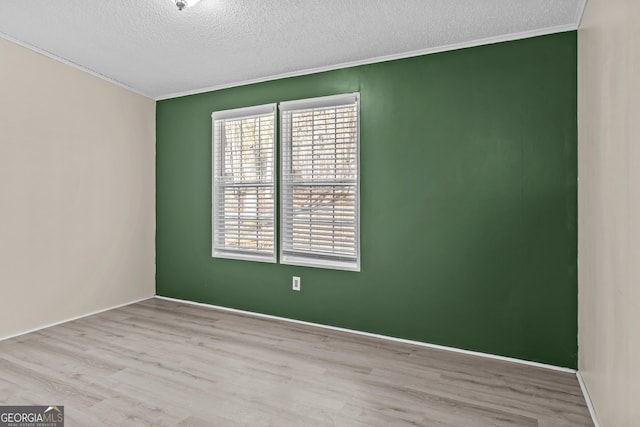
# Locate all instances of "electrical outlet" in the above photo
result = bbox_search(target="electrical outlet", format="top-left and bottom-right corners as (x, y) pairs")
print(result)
(292, 276), (301, 291)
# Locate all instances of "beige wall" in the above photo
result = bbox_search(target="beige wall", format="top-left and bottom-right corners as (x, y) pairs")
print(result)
(0, 38), (155, 338)
(578, 0), (640, 425)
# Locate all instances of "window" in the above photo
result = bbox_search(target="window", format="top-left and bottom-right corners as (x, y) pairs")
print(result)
(280, 93), (360, 271)
(212, 104), (276, 262)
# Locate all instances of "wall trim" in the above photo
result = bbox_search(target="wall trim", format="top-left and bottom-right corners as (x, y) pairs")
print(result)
(0, 21), (580, 102)
(576, 371), (601, 427)
(575, 0), (588, 28)
(0, 31), (153, 100)
(155, 24), (578, 101)
(0, 294), (582, 377)
(0, 296), (153, 342)
(1, 295), (595, 420)
(155, 295), (577, 374)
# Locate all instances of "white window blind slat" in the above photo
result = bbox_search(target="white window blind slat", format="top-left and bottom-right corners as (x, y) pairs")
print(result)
(280, 93), (360, 271)
(212, 104), (277, 263)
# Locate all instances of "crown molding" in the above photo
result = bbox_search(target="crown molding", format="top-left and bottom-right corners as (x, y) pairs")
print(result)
(156, 23), (578, 101)
(0, 31), (154, 99)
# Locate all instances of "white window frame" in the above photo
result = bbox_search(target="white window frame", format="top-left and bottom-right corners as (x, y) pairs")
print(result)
(279, 93), (361, 272)
(211, 103), (277, 263)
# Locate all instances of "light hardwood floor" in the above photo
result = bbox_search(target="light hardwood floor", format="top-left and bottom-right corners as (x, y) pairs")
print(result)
(0, 298), (593, 426)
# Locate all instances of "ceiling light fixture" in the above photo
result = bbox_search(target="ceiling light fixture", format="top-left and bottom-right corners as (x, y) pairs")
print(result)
(174, 0), (202, 10)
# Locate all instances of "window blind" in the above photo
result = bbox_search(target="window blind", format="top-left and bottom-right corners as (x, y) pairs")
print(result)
(280, 93), (360, 271)
(212, 104), (276, 262)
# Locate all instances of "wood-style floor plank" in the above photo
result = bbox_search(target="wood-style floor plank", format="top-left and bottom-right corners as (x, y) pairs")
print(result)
(0, 298), (593, 426)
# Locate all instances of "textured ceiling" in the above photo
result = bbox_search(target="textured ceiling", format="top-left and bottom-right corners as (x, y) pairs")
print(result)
(0, 0), (585, 99)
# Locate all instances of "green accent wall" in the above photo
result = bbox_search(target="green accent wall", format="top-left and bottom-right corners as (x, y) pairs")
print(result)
(156, 32), (578, 368)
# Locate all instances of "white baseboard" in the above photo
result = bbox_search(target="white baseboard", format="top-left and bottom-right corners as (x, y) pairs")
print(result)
(154, 295), (577, 374)
(0, 293), (598, 425)
(3, 293), (594, 421)
(0, 296), (153, 342)
(577, 371), (601, 427)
